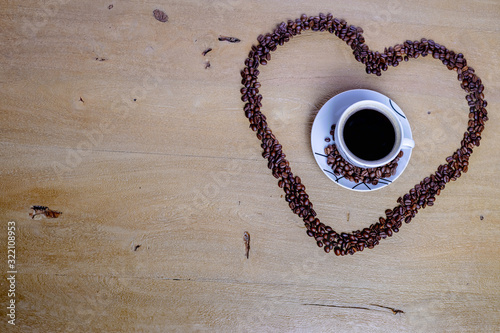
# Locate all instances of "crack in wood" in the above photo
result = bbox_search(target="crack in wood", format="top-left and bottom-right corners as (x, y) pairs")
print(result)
(243, 231), (250, 259)
(29, 205), (62, 219)
(303, 303), (371, 311)
(303, 303), (404, 315)
(370, 303), (405, 314)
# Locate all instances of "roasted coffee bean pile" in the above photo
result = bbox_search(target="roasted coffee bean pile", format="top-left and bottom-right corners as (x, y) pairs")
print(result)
(240, 13), (488, 255)
(324, 144), (403, 184)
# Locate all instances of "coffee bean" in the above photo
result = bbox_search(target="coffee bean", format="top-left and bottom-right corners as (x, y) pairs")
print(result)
(324, 144), (403, 184)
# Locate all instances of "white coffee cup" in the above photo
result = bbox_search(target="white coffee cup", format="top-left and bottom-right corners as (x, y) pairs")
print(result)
(334, 100), (415, 168)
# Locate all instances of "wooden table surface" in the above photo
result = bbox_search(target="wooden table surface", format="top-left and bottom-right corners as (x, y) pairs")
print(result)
(1, 0), (499, 332)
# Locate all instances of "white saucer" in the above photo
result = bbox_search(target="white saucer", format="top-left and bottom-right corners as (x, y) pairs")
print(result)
(311, 89), (413, 191)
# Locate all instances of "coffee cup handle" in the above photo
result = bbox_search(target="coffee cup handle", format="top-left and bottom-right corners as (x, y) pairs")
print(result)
(401, 137), (415, 149)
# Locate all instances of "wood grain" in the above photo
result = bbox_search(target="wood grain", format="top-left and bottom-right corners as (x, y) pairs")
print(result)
(1, 0), (499, 331)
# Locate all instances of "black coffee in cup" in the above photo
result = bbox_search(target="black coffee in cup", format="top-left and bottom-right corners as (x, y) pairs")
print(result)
(342, 109), (396, 161)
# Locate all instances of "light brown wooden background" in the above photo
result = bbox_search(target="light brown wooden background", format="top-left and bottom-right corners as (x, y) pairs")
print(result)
(1, 0), (499, 332)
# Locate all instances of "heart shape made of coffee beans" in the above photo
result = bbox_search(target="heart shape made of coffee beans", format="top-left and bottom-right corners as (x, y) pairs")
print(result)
(240, 14), (488, 256)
